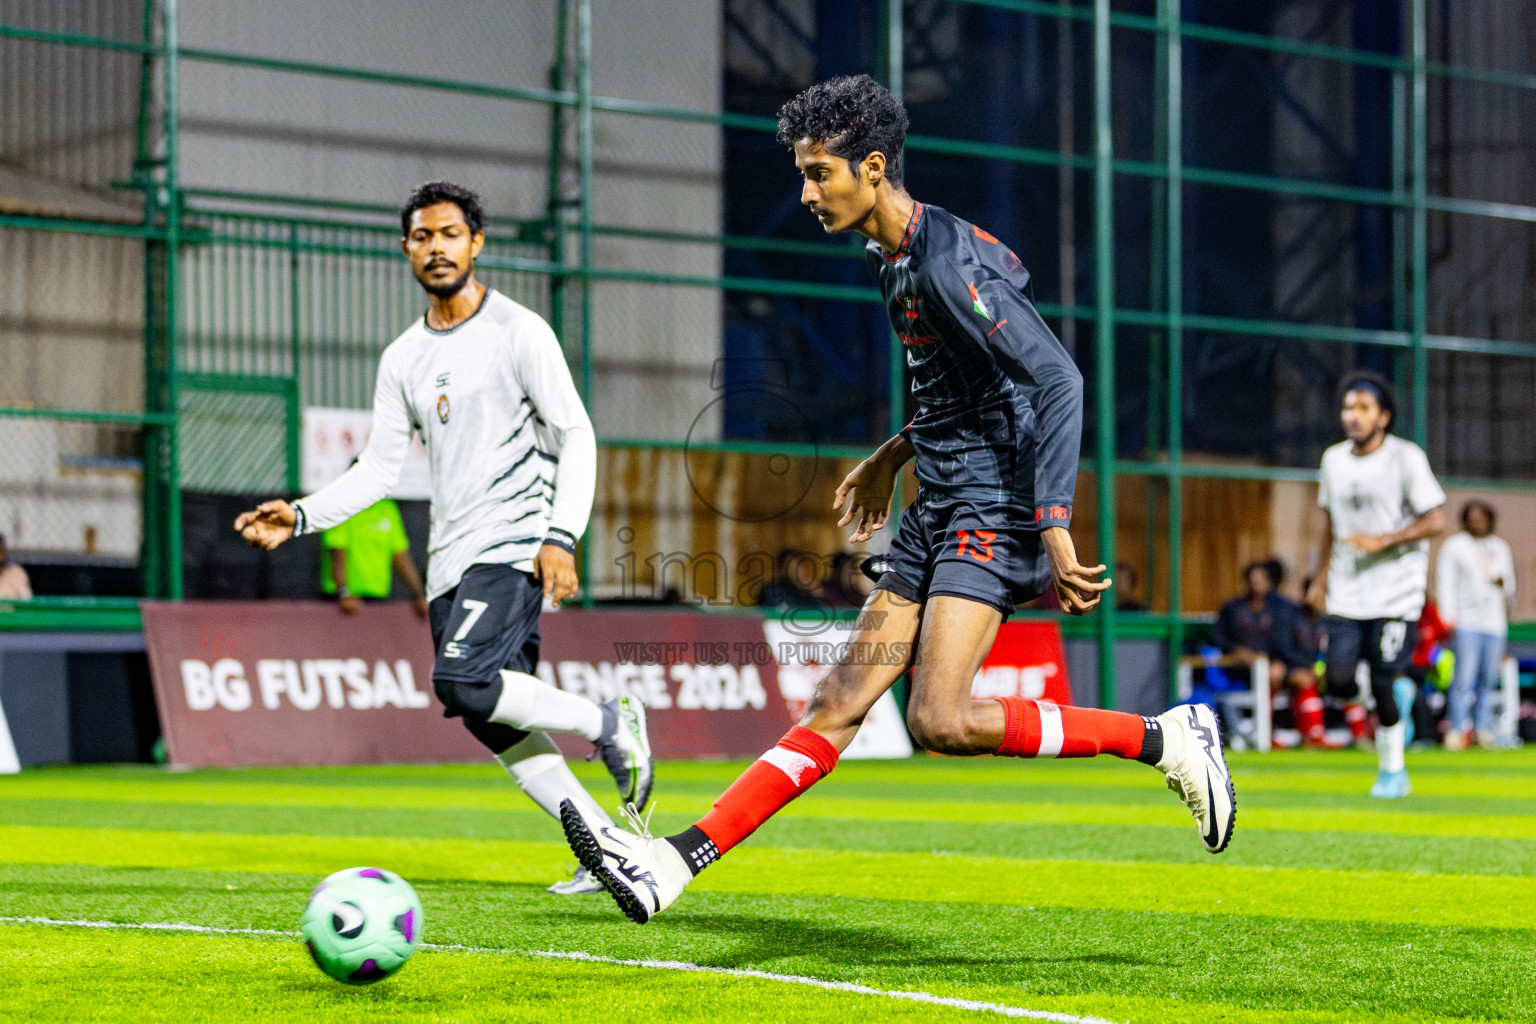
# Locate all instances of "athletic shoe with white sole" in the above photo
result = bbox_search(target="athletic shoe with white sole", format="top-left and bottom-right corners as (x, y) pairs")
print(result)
(593, 696), (654, 809)
(1155, 703), (1236, 853)
(559, 799), (692, 924)
(1369, 768), (1411, 798)
(546, 864), (605, 895)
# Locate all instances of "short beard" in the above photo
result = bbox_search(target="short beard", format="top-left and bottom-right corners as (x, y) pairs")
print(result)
(419, 266), (471, 298)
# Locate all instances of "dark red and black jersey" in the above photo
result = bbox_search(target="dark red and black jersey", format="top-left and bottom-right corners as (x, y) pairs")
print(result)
(867, 202), (1082, 528)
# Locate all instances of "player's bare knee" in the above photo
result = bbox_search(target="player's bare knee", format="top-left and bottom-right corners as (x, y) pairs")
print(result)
(905, 704), (980, 755)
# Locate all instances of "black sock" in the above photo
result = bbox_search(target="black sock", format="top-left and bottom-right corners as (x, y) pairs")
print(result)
(665, 826), (719, 877)
(1136, 716), (1164, 766)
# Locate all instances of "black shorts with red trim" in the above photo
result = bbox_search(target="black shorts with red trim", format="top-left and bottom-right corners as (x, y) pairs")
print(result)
(874, 489), (1051, 617)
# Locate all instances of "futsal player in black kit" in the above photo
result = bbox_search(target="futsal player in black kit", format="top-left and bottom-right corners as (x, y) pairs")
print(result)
(562, 74), (1235, 924)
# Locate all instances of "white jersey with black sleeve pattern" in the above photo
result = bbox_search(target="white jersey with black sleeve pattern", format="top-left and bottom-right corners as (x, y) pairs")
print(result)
(1318, 433), (1445, 621)
(293, 289), (596, 600)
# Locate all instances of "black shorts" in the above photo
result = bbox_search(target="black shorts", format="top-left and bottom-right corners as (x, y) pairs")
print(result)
(875, 489), (1051, 617)
(1321, 616), (1416, 698)
(428, 563), (543, 720)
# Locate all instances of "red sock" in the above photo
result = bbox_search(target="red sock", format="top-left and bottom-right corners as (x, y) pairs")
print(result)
(1345, 702), (1368, 739)
(695, 725), (838, 855)
(1294, 685), (1325, 741)
(994, 696), (1154, 761)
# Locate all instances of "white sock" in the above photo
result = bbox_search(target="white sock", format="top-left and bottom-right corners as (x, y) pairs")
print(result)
(490, 670), (603, 741)
(1377, 721), (1406, 774)
(495, 731), (613, 826)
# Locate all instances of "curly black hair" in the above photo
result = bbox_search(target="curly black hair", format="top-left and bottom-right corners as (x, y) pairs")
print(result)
(1337, 368), (1397, 429)
(776, 74), (910, 188)
(399, 180), (486, 236)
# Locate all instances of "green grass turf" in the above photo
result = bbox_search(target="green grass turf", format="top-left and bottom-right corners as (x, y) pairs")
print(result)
(2, 749), (1533, 1022)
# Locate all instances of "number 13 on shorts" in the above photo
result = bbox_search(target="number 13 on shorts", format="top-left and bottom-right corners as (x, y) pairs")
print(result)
(956, 529), (996, 562)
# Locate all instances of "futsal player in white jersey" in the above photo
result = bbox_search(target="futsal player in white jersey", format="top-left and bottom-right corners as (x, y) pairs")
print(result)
(236, 182), (652, 892)
(1305, 371), (1445, 798)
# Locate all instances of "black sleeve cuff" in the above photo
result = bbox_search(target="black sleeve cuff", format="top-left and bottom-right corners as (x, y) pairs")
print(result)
(543, 527), (578, 553)
(291, 502), (309, 537)
(1034, 504), (1072, 529)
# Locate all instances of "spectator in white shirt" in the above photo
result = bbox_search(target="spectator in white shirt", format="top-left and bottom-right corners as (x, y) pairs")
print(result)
(1436, 500), (1515, 749)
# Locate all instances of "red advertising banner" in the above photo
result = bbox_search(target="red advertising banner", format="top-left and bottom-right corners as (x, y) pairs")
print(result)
(970, 620), (1073, 706)
(142, 601), (481, 767)
(142, 602), (792, 767)
(143, 602), (1066, 768)
(536, 611), (791, 762)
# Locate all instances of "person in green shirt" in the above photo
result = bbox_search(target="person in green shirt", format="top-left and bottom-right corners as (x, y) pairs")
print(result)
(321, 497), (429, 617)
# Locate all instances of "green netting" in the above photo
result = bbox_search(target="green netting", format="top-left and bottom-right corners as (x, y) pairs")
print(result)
(177, 388), (287, 494)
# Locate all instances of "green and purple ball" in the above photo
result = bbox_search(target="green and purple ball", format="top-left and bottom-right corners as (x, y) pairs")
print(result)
(300, 866), (423, 985)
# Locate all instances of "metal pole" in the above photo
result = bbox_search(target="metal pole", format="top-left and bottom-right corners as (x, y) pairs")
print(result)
(165, 0), (183, 599)
(1162, 0), (1184, 703)
(884, 0), (905, 442)
(546, 0), (569, 344)
(884, 0), (904, 111)
(1390, 70), (1407, 334)
(1093, 0), (1116, 708)
(1056, 0), (1076, 359)
(1409, 0), (1428, 448)
(287, 224), (302, 492)
(137, 0), (163, 599)
(884, 0), (907, 521)
(576, 0), (595, 606)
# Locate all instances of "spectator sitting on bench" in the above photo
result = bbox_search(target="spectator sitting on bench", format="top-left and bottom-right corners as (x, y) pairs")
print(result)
(1214, 560), (1325, 747)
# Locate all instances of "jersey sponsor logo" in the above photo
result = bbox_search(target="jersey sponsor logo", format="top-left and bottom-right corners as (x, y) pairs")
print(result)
(901, 294), (918, 320)
(437, 394), (450, 424)
(898, 331), (939, 347)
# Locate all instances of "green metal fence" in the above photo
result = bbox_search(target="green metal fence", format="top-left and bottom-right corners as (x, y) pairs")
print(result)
(4, 0), (1536, 703)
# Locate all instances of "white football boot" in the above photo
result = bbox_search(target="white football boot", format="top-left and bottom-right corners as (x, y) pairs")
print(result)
(546, 864), (605, 895)
(593, 696), (655, 810)
(1154, 703), (1236, 853)
(559, 799), (692, 924)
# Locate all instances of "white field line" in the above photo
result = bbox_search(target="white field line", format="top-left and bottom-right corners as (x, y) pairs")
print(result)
(0, 915), (1124, 1024)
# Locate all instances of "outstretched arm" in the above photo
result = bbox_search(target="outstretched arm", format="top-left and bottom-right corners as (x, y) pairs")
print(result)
(236, 352), (411, 550)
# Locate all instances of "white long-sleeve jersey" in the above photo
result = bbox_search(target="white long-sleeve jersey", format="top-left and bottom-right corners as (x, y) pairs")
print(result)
(1436, 531), (1515, 636)
(293, 289), (596, 600)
